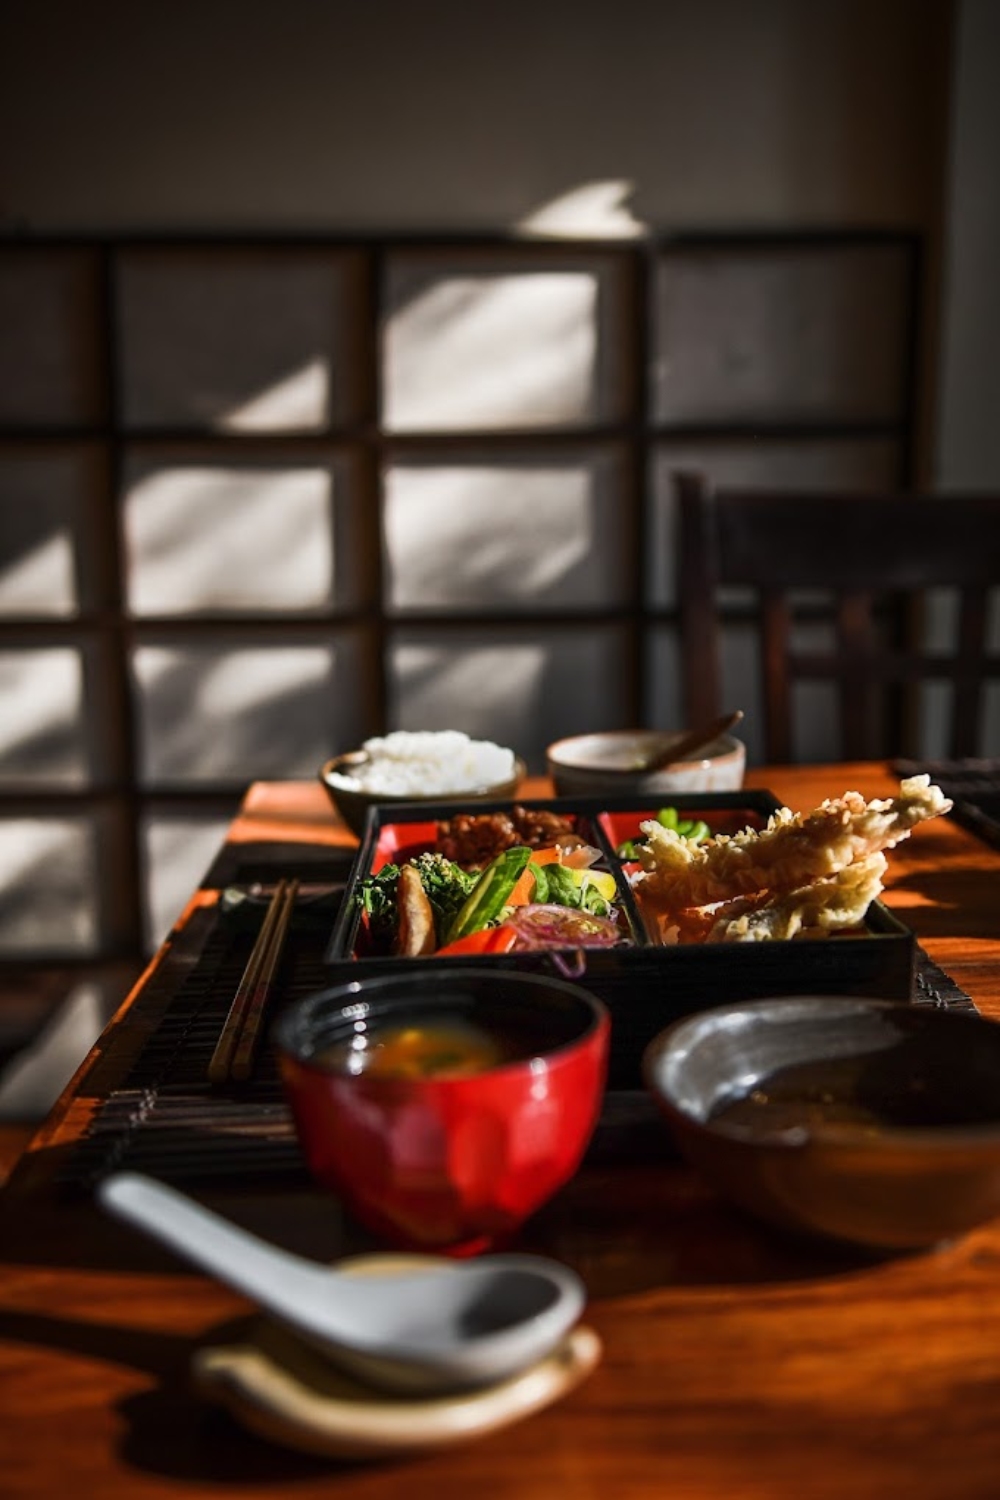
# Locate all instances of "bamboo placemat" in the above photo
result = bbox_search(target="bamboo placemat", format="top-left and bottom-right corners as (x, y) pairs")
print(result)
(58, 868), (978, 1192)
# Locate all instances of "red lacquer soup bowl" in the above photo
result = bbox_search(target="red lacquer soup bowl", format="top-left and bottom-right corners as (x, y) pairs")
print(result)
(274, 967), (610, 1255)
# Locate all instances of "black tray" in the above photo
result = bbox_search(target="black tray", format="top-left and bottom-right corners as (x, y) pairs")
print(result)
(324, 791), (916, 1089)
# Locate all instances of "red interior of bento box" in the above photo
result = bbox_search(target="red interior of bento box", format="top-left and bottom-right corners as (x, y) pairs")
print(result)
(369, 804), (771, 888)
(596, 804), (768, 850)
(370, 819), (441, 874)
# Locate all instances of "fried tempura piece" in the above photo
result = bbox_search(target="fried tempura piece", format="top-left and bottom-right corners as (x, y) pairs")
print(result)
(634, 775), (951, 913)
(638, 854), (888, 946)
(703, 852), (888, 943)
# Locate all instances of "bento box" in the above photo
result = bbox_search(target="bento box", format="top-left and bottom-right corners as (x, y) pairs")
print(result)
(323, 791), (916, 1089)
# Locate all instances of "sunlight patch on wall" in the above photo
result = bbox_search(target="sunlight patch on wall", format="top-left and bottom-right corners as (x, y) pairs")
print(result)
(198, 648), (327, 716)
(132, 643), (336, 782)
(0, 648), (85, 783)
(124, 463), (334, 614)
(141, 814), (234, 947)
(394, 642), (548, 741)
(116, 250), (352, 432)
(384, 465), (598, 609)
(0, 817), (97, 953)
(0, 531), (76, 617)
(517, 180), (646, 240)
(217, 356), (330, 432)
(384, 272), (598, 430)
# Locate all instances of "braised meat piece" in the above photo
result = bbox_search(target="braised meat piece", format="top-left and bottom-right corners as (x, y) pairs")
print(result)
(436, 811), (519, 867)
(436, 805), (577, 868)
(510, 805), (578, 850)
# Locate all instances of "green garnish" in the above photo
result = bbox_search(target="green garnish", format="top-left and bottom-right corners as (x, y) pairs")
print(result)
(542, 863), (613, 918)
(616, 807), (712, 859)
(445, 846), (532, 944)
(356, 863), (401, 946)
(355, 852), (476, 944)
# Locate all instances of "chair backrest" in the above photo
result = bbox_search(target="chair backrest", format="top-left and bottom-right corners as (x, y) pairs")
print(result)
(675, 470), (1000, 763)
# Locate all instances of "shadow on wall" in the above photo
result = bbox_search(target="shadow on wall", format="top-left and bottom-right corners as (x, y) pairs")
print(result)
(1, 178), (649, 763)
(0, 185), (657, 976)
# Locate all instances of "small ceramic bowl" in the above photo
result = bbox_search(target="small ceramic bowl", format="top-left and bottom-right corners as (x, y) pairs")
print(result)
(644, 996), (1000, 1252)
(319, 752), (527, 838)
(274, 967), (610, 1255)
(546, 730), (745, 799)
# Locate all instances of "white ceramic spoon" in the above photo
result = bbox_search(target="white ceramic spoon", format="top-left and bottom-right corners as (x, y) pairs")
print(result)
(98, 1172), (586, 1395)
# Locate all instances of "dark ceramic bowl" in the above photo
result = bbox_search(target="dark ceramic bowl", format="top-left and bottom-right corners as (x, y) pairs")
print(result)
(643, 996), (1000, 1251)
(274, 967), (610, 1255)
(319, 752), (527, 838)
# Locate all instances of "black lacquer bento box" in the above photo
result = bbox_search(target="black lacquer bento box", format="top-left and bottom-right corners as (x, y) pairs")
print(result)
(323, 791), (916, 1089)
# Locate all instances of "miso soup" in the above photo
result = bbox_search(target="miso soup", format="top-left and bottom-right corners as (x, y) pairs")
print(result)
(315, 1014), (524, 1080)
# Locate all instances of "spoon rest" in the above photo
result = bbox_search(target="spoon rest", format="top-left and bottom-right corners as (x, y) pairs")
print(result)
(193, 1255), (601, 1460)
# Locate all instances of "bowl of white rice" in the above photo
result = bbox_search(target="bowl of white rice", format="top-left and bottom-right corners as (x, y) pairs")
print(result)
(319, 731), (526, 836)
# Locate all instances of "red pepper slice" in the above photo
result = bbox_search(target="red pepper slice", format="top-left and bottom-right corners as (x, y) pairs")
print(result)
(434, 926), (518, 957)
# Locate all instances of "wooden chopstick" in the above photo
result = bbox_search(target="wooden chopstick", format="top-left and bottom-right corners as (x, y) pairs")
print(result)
(229, 878), (299, 1082)
(207, 879), (296, 1085)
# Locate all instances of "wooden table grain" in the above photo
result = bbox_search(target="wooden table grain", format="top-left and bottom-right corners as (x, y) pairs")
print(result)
(3, 763), (1000, 1500)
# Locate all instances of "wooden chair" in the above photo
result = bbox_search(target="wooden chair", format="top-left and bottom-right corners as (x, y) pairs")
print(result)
(675, 470), (1000, 763)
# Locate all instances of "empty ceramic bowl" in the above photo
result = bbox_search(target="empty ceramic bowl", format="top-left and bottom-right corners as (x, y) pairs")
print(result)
(319, 732), (526, 837)
(643, 996), (1000, 1251)
(274, 967), (610, 1255)
(546, 729), (745, 799)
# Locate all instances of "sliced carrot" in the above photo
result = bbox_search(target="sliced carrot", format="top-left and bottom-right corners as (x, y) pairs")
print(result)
(435, 925), (518, 956)
(508, 867), (537, 905)
(506, 846), (564, 905)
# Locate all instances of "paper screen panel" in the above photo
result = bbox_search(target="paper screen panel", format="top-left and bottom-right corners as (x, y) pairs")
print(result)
(0, 647), (87, 785)
(0, 815), (99, 955)
(140, 813), (235, 949)
(122, 450), (366, 615)
(383, 251), (632, 431)
(131, 637), (368, 784)
(117, 248), (367, 432)
(652, 244), (910, 425)
(383, 448), (631, 611)
(387, 624), (632, 771)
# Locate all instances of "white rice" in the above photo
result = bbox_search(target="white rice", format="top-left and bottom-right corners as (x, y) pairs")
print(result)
(328, 731), (517, 797)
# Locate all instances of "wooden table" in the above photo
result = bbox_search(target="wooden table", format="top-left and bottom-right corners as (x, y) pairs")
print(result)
(3, 763), (1000, 1500)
